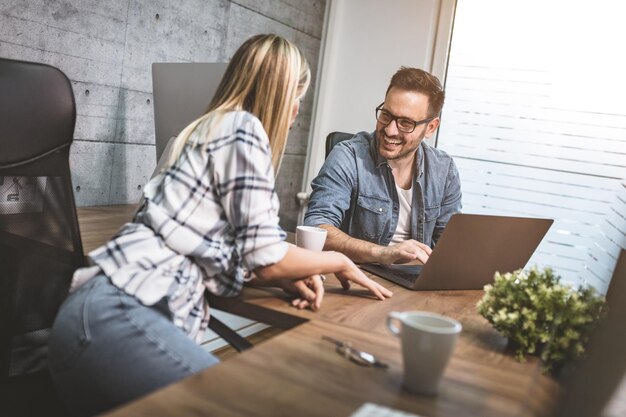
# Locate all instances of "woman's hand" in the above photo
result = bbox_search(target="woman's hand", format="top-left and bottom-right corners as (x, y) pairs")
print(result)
(253, 246), (392, 302)
(333, 253), (393, 300)
(279, 275), (325, 311)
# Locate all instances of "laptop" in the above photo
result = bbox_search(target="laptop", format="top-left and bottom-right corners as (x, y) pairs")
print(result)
(151, 62), (228, 162)
(360, 213), (553, 290)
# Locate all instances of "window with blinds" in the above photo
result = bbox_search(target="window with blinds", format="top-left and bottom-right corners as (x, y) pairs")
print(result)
(437, 0), (626, 291)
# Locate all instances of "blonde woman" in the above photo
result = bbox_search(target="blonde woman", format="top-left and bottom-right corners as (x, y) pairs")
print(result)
(48, 34), (392, 417)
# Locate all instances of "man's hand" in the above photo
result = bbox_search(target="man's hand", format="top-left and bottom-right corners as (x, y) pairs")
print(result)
(279, 275), (325, 311)
(319, 224), (432, 266)
(377, 239), (432, 265)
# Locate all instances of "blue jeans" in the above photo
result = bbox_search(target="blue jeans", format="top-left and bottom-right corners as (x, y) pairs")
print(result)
(48, 274), (219, 417)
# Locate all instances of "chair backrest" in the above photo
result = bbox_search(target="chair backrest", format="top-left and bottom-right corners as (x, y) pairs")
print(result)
(0, 58), (84, 378)
(325, 131), (354, 159)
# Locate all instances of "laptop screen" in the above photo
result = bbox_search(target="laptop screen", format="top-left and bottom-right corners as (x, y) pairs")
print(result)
(151, 62), (228, 162)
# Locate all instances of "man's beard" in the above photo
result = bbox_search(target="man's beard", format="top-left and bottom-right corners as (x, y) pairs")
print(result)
(377, 129), (424, 161)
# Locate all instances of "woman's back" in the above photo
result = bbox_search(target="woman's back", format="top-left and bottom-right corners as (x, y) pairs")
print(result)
(89, 111), (288, 339)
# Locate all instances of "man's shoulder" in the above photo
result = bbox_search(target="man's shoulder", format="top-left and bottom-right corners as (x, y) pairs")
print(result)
(329, 131), (374, 160)
(421, 141), (454, 165)
(317, 131), (377, 179)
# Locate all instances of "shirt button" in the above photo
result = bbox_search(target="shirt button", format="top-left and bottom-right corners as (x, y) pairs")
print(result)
(379, 208), (383, 212)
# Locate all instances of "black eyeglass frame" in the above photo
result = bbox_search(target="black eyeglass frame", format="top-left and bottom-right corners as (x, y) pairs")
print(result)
(375, 103), (438, 133)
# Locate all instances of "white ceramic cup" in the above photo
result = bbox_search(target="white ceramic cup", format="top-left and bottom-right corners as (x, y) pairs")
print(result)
(386, 311), (462, 396)
(295, 226), (327, 251)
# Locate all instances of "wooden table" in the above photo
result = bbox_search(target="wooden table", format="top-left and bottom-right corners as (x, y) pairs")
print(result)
(102, 318), (555, 417)
(76, 204), (136, 253)
(77, 205), (558, 417)
(205, 279), (557, 417)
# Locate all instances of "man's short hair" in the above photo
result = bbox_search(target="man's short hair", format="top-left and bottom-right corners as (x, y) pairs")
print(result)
(386, 67), (445, 118)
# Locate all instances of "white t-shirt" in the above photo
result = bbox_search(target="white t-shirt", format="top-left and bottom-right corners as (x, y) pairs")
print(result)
(391, 183), (413, 244)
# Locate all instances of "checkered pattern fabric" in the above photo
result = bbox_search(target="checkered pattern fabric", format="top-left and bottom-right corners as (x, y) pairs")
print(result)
(73, 111), (288, 341)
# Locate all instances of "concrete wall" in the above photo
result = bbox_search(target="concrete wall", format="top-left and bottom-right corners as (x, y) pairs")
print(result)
(0, 0), (326, 231)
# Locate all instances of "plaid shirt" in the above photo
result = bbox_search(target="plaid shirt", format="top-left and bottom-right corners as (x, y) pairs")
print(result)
(74, 111), (288, 341)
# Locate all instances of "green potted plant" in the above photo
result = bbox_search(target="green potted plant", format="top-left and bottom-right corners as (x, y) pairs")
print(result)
(477, 267), (606, 373)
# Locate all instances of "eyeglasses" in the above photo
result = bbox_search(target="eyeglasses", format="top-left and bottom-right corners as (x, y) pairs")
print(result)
(375, 103), (436, 133)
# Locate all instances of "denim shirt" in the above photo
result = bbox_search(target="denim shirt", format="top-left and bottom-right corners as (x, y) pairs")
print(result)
(304, 131), (462, 248)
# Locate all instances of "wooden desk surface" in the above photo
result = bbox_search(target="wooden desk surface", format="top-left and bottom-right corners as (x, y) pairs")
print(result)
(79, 205), (558, 417)
(76, 204), (136, 253)
(211, 276), (515, 364)
(102, 318), (556, 417)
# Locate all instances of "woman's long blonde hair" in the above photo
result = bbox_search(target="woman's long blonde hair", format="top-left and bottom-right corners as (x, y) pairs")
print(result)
(167, 34), (310, 174)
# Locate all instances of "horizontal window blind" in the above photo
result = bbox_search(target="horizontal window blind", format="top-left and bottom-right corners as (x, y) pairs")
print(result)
(580, 181), (626, 293)
(437, 0), (626, 290)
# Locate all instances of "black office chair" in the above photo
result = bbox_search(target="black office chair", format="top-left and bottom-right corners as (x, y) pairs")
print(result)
(0, 57), (83, 415)
(325, 131), (354, 158)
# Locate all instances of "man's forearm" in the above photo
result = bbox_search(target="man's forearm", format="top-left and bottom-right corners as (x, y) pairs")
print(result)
(319, 224), (383, 264)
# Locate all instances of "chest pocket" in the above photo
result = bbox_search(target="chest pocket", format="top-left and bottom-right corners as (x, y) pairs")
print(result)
(354, 195), (389, 241)
(420, 205), (441, 247)
(424, 205), (441, 223)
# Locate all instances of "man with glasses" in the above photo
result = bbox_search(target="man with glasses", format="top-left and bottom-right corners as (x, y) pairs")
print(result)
(304, 67), (461, 265)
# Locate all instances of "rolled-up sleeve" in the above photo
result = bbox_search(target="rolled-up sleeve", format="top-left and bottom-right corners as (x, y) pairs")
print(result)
(212, 117), (288, 272)
(304, 144), (356, 228)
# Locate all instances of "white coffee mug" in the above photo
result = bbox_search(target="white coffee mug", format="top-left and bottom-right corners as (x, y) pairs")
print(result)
(386, 311), (462, 396)
(295, 226), (327, 251)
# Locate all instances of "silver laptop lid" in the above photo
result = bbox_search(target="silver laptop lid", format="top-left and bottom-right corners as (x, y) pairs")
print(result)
(415, 213), (553, 290)
(362, 214), (553, 291)
(151, 62), (228, 161)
